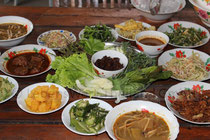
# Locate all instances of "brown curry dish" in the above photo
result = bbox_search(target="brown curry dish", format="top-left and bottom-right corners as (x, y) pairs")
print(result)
(0, 23), (27, 40)
(6, 52), (50, 76)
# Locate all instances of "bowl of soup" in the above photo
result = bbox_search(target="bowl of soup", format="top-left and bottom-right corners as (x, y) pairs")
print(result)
(0, 16), (33, 47)
(135, 31), (169, 58)
(105, 100), (179, 140)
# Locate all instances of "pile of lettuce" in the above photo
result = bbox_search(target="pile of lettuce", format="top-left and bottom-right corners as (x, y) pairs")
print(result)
(46, 39), (172, 100)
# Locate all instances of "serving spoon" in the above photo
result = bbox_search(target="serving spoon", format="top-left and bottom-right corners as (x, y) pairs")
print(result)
(149, 0), (161, 15)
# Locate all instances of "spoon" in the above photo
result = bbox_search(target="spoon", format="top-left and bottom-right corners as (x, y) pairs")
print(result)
(149, 0), (161, 15)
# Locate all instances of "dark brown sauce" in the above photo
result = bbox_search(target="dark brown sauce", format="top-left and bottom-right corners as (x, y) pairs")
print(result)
(6, 52), (50, 76)
(94, 56), (123, 71)
(138, 37), (165, 46)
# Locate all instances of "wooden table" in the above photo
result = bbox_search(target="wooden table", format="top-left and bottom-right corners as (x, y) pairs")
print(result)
(0, 6), (209, 140)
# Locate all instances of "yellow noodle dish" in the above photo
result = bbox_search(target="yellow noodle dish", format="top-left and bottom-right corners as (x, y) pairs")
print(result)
(113, 110), (169, 140)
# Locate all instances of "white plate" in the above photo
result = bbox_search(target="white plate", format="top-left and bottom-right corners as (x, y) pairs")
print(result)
(17, 82), (69, 115)
(37, 30), (76, 50)
(105, 100), (179, 140)
(61, 98), (113, 135)
(0, 44), (56, 78)
(78, 26), (118, 41)
(158, 48), (210, 81)
(165, 81), (210, 124)
(157, 21), (210, 48)
(115, 20), (153, 41)
(0, 75), (19, 104)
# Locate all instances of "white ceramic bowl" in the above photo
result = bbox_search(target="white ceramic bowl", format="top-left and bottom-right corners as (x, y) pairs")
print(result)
(189, 0), (210, 27)
(135, 30), (169, 58)
(105, 101), (179, 140)
(0, 16), (33, 47)
(131, 0), (186, 21)
(17, 82), (69, 115)
(91, 50), (128, 78)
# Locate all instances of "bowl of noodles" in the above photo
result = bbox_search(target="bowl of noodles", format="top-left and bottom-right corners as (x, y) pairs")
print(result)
(105, 101), (179, 140)
(0, 16), (33, 47)
(158, 48), (210, 81)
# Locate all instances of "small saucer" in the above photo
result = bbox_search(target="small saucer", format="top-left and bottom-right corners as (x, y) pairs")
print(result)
(132, 92), (160, 103)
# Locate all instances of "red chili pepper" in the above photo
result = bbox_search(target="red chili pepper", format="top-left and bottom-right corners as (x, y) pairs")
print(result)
(174, 23), (180, 30)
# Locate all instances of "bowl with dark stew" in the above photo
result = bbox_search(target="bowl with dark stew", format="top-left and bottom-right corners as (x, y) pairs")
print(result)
(0, 44), (56, 77)
(0, 16), (33, 47)
(91, 50), (128, 78)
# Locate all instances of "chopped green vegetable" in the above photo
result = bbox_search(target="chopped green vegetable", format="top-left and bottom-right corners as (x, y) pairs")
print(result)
(70, 100), (109, 133)
(0, 77), (14, 102)
(82, 23), (116, 42)
(165, 24), (207, 46)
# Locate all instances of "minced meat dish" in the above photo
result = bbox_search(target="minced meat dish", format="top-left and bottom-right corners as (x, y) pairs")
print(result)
(172, 90), (210, 122)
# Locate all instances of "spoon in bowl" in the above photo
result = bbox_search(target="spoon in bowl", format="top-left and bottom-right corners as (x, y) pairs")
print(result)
(149, 0), (161, 15)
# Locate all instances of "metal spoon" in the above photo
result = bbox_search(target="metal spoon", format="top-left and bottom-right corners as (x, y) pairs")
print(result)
(149, 0), (161, 15)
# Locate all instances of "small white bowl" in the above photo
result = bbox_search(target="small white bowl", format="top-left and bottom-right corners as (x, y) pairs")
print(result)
(135, 31), (169, 58)
(91, 50), (128, 78)
(0, 16), (33, 47)
(131, 0), (186, 21)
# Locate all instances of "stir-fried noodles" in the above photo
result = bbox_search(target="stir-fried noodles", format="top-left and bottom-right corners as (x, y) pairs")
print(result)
(165, 52), (208, 81)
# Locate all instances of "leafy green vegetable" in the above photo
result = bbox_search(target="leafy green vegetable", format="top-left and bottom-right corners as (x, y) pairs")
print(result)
(116, 42), (156, 78)
(70, 100), (109, 133)
(165, 25), (207, 46)
(111, 66), (172, 95)
(82, 23), (116, 42)
(79, 37), (105, 55)
(59, 42), (84, 57)
(46, 53), (97, 88)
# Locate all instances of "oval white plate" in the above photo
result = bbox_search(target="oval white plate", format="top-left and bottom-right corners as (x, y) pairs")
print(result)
(0, 75), (19, 104)
(158, 48), (210, 81)
(78, 26), (118, 41)
(105, 100), (179, 140)
(62, 98), (113, 135)
(17, 82), (69, 115)
(37, 30), (76, 50)
(157, 21), (210, 48)
(0, 44), (56, 78)
(165, 81), (210, 124)
(115, 20), (153, 41)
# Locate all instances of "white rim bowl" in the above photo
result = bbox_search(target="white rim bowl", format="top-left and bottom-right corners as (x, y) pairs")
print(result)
(91, 50), (128, 78)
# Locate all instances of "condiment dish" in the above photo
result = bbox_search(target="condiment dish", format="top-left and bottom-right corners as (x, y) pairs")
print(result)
(91, 50), (128, 78)
(135, 30), (169, 58)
